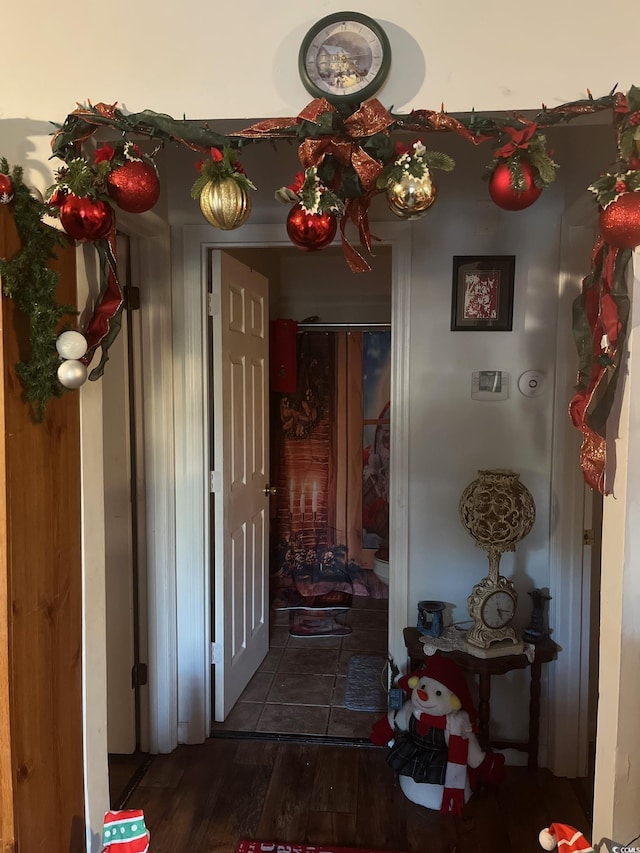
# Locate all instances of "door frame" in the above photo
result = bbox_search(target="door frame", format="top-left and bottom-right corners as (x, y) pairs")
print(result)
(176, 222), (411, 740)
(547, 203), (600, 777)
(80, 208), (176, 848)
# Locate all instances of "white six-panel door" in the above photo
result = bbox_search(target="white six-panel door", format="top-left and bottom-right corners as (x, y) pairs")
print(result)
(210, 251), (270, 720)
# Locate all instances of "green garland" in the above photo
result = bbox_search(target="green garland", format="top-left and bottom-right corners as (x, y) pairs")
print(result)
(0, 86), (634, 422)
(587, 85), (640, 208)
(0, 159), (75, 421)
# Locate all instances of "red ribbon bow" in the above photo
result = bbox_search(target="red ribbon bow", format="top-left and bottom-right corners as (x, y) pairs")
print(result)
(494, 120), (539, 160)
(295, 98), (393, 192)
(237, 99), (394, 271)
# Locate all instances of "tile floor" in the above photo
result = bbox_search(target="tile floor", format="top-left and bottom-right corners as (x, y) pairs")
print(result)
(211, 594), (389, 740)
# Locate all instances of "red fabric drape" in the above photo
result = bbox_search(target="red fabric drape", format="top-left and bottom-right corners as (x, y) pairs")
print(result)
(269, 318), (298, 393)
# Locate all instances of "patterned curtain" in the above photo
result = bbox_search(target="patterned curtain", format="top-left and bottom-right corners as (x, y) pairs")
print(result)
(269, 330), (388, 636)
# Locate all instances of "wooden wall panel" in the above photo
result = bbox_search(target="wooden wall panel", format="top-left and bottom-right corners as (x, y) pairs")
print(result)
(0, 206), (15, 853)
(0, 206), (84, 851)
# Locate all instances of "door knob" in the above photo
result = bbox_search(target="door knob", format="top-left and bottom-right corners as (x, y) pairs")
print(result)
(263, 484), (277, 496)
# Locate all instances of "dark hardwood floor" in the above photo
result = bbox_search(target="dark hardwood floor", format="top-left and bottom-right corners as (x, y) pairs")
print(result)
(124, 737), (593, 853)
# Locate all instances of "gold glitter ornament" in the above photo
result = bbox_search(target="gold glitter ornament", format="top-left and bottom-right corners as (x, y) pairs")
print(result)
(385, 170), (437, 219)
(199, 177), (252, 230)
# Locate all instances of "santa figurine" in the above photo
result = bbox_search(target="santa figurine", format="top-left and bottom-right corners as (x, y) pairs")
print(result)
(539, 823), (594, 853)
(370, 655), (504, 815)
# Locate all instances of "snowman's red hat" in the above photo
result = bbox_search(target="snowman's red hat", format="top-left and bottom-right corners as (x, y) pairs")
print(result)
(539, 824), (594, 853)
(398, 655), (477, 726)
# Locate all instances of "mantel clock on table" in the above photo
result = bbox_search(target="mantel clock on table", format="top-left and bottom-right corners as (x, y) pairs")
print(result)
(403, 468), (557, 768)
(459, 469), (536, 655)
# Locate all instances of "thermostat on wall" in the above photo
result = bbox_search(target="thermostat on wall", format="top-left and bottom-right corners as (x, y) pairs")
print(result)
(471, 371), (510, 401)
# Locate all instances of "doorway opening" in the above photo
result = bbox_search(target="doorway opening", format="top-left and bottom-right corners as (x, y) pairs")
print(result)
(207, 243), (395, 739)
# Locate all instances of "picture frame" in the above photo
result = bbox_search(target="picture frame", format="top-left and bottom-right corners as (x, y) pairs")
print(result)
(451, 255), (515, 331)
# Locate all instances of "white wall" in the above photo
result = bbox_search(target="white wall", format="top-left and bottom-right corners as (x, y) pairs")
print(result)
(272, 247), (392, 322)
(2, 1), (637, 123)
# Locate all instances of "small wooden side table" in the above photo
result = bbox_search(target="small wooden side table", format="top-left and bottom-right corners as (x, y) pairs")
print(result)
(403, 626), (558, 769)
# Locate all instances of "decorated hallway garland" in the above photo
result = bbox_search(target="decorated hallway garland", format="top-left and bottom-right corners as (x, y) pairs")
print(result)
(0, 158), (74, 418)
(1, 86), (640, 491)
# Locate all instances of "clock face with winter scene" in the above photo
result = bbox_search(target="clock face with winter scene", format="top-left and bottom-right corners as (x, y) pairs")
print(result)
(299, 13), (391, 104)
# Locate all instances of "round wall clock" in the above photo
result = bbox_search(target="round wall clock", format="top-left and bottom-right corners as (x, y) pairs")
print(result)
(298, 12), (391, 104)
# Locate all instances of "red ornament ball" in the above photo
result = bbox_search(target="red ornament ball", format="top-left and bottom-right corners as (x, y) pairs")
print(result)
(106, 160), (160, 213)
(488, 160), (543, 211)
(286, 203), (337, 251)
(599, 192), (640, 249)
(59, 194), (114, 242)
(0, 173), (14, 204)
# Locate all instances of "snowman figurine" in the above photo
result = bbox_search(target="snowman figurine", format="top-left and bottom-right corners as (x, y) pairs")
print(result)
(370, 655), (504, 815)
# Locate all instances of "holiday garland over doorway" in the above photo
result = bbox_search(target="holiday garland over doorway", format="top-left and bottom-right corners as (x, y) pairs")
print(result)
(1, 85), (640, 491)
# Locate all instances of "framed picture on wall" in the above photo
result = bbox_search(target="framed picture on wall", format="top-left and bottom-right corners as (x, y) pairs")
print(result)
(451, 255), (515, 331)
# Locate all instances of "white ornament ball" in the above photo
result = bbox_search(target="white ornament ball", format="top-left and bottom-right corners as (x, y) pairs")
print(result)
(539, 829), (557, 850)
(57, 359), (88, 389)
(56, 330), (88, 360)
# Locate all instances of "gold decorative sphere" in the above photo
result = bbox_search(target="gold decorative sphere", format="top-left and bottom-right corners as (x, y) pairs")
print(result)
(199, 177), (252, 230)
(385, 170), (437, 219)
(459, 469), (536, 580)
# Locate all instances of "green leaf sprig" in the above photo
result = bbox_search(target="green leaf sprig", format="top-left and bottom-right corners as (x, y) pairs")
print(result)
(191, 146), (256, 200)
(485, 123), (558, 190)
(588, 169), (640, 209)
(275, 167), (344, 215)
(376, 140), (455, 191)
(588, 87), (640, 208)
